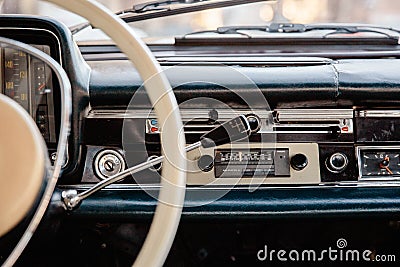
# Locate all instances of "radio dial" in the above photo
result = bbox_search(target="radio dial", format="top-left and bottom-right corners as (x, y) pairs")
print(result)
(198, 155), (214, 172)
(290, 154), (308, 171)
(245, 114), (261, 133)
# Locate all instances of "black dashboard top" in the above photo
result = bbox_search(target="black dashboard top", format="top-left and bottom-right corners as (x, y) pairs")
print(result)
(87, 58), (400, 110)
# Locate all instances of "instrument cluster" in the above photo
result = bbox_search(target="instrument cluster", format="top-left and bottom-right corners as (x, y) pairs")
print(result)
(1, 45), (57, 144)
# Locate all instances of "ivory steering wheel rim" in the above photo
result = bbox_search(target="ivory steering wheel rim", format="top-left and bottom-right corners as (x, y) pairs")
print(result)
(1, 36), (72, 267)
(44, 1), (187, 267)
(0, 94), (46, 238)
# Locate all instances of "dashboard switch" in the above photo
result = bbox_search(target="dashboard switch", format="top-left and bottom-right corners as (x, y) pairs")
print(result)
(246, 114), (261, 133)
(326, 152), (348, 173)
(290, 153), (308, 171)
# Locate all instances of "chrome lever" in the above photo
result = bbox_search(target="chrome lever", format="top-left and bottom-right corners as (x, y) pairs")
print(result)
(62, 142), (202, 210)
(62, 115), (251, 210)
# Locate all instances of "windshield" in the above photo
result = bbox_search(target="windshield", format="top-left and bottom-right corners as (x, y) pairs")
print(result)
(2, 0), (400, 40)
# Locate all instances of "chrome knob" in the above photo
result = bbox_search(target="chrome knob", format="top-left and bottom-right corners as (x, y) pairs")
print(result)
(326, 152), (348, 173)
(246, 114), (261, 133)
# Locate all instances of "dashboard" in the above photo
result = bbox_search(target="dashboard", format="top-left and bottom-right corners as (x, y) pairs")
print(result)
(3, 16), (400, 220)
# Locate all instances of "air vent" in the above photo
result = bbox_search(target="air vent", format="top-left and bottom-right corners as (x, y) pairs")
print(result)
(144, 109), (272, 135)
(147, 118), (219, 135)
(88, 108), (353, 135)
(183, 119), (218, 134)
(274, 109), (353, 134)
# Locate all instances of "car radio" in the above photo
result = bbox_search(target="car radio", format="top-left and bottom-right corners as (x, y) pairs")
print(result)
(139, 108), (353, 185)
(214, 148), (290, 178)
(184, 143), (321, 186)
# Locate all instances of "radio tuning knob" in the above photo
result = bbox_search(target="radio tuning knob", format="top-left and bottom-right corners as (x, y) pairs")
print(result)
(290, 153), (308, 171)
(198, 155), (214, 172)
(245, 114), (261, 133)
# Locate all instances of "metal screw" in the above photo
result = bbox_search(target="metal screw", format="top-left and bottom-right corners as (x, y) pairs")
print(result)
(51, 152), (57, 162)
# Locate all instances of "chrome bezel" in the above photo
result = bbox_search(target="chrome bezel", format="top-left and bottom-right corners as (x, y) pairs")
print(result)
(325, 152), (348, 174)
(0, 27), (67, 167)
(356, 146), (400, 181)
(94, 149), (126, 180)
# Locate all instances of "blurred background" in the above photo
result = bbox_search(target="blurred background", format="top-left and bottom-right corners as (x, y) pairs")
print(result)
(1, 0), (400, 39)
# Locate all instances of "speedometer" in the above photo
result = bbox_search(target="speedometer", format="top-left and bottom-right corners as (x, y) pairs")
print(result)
(1, 45), (56, 143)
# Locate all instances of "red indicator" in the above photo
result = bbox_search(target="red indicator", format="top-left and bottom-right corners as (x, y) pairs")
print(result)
(341, 126), (349, 132)
(151, 127), (158, 133)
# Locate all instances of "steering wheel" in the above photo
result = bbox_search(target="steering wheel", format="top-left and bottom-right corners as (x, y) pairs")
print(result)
(2, 0), (187, 266)
(0, 36), (71, 266)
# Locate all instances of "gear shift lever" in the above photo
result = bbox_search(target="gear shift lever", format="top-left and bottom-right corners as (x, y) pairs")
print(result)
(62, 115), (252, 210)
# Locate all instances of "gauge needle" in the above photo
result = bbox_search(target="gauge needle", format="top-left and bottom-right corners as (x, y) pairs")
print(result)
(381, 156), (393, 175)
(385, 166), (393, 175)
(37, 83), (46, 91)
(384, 166), (393, 175)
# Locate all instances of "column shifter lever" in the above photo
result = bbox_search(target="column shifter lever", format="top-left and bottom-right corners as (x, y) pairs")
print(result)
(62, 115), (251, 210)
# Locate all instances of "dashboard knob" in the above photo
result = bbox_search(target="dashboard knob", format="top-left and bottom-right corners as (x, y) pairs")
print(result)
(290, 153), (308, 171)
(198, 155), (214, 172)
(246, 114), (261, 133)
(326, 152), (348, 173)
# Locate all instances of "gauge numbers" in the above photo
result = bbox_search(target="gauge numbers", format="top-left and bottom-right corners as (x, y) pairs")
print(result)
(1, 45), (56, 143)
(3, 48), (30, 111)
(359, 149), (400, 178)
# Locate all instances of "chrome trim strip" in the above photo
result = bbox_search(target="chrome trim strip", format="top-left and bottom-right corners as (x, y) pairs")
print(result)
(88, 109), (354, 121)
(87, 109), (272, 119)
(277, 109), (353, 121)
(273, 131), (333, 134)
(356, 110), (400, 118)
(83, 54), (335, 65)
(89, 109), (354, 134)
(59, 180), (400, 191)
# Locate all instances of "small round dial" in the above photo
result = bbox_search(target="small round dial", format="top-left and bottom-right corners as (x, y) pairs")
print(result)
(290, 153), (308, 171)
(360, 150), (400, 177)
